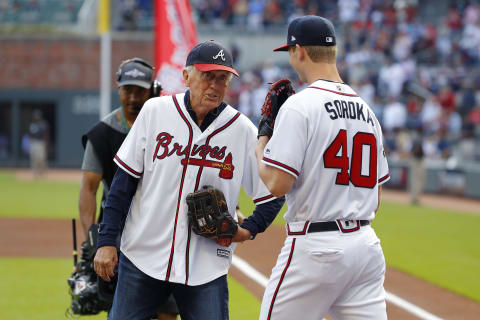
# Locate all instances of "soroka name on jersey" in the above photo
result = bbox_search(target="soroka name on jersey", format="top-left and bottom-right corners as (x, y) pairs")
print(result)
(324, 99), (375, 127)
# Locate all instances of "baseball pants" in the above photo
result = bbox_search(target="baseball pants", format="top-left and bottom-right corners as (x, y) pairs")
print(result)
(260, 223), (387, 320)
(109, 253), (229, 320)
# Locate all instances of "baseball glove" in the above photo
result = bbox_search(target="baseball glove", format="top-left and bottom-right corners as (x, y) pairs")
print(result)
(258, 78), (295, 138)
(186, 186), (238, 245)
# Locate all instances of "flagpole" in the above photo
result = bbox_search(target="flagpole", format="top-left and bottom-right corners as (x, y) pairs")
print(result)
(98, 0), (111, 120)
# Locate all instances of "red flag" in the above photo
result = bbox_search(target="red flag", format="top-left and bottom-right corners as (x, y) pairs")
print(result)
(154, 0), (198, 94)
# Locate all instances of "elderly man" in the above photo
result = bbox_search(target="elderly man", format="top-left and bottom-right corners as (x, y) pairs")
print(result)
(94, 41), (284, 320)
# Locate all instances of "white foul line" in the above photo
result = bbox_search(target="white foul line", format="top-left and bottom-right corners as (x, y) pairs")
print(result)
(232, 255), (445, 320)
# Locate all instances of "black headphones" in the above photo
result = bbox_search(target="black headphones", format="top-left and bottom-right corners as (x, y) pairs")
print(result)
(116, 57), (162, 98)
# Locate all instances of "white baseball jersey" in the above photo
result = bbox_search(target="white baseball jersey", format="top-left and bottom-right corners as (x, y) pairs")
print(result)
(260, 80), (390, 320)
(114, 93), (273, 286)
(263, 79), (390, 223)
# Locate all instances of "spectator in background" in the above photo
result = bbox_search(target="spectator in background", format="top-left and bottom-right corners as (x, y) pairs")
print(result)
(468, 103), (480, 126)
(238, 71), (268, 124)
(420, 95), (442, 133)
(458, 120), (477, 162)
(0, 133), (8, 159)
(237, 71), (255, 118)
(383, 96), (407, 132)
(28, 109), (49, 178)
(457, 78), (476, 117)
(409, 126), (425, 205)
(377, 57), (407, 98)
(232, 0), (249, 25)
(437, 84), (456, 112)
(247, 0), (265, 30)
(260, 61), (282, 83)
(117, 0), (139, 31)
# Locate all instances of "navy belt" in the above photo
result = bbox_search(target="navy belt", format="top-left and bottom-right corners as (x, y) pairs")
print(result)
(308, 220), (370, 233)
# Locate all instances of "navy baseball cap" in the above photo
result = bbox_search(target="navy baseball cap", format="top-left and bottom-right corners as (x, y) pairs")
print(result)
(116, 58), (154, 89)
(273, 15), (336, 51)
(186, 41), (239, 77)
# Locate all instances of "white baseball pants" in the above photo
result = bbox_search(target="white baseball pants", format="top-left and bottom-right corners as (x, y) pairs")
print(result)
(259, 224), (387, 320)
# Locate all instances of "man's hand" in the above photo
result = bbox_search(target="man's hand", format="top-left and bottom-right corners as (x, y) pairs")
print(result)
(217, 227), (252, 246)
(94, 246), (118, 282)
(236, 207), (245, 225)
(232, 227), (252, 243)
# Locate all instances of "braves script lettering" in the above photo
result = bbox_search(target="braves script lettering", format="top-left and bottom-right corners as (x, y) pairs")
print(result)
(153, 132), (227, 161)
(152, 132), (234, 179)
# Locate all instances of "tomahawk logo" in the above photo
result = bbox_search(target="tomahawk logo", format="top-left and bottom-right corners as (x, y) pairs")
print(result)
(125, 68), (146, 78)
(213, 50), (226, 61)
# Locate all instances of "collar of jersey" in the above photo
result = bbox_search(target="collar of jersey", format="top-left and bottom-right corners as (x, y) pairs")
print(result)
(310, 79), (356, 95)
(313, 78), (345, 84)
(184, 90), (227, 132)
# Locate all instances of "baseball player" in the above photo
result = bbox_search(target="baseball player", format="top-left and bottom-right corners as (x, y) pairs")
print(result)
(79, 57), (178, 319)
(93, 41), (285, 320)
(255, 16), (390, 319)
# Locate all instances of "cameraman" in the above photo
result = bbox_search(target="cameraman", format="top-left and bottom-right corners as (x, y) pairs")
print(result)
(78, 58), (178, 319)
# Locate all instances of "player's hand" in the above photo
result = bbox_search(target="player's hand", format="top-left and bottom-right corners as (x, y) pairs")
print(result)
(232, 227), (252, 243)
(236, 208), (245, 225)
(216, 238), (233, 247)
(94, 246), (118, 282)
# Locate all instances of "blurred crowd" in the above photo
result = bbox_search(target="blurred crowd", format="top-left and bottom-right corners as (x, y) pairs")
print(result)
(213, 0), (480, 164)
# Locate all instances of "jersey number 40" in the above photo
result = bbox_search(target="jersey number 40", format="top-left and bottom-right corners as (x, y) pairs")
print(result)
(323, 129), (377, 189)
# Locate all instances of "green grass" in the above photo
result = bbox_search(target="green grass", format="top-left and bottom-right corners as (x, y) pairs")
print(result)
(229, 275), (261, 319)
(0, 258), (105, 320)
(0, 172), (82, 219)
(0, 258), (259, 320)
(374, 201), (480, 302)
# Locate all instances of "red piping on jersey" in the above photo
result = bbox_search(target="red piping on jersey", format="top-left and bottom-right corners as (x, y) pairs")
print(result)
(165, 95), (193, 282)
(378, 173), (390, 183)
(193, 111), (241, 190)
(267, 238), (296, 320)
(182, 111), (241, 284)
(308, 86), (359, 97)
(114, 155), (143, 177)
(286, 221), (309, 235)
(185, 224), (192, 285)
(263, 157), (299, 177)
(253, 194), (274, 204)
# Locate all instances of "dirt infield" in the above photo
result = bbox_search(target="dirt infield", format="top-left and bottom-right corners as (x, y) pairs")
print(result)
(4, 169), (480, 319)
(2, 217), (480, 319)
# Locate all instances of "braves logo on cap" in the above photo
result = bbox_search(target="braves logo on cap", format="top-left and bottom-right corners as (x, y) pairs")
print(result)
(213, 49), (226, 61)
